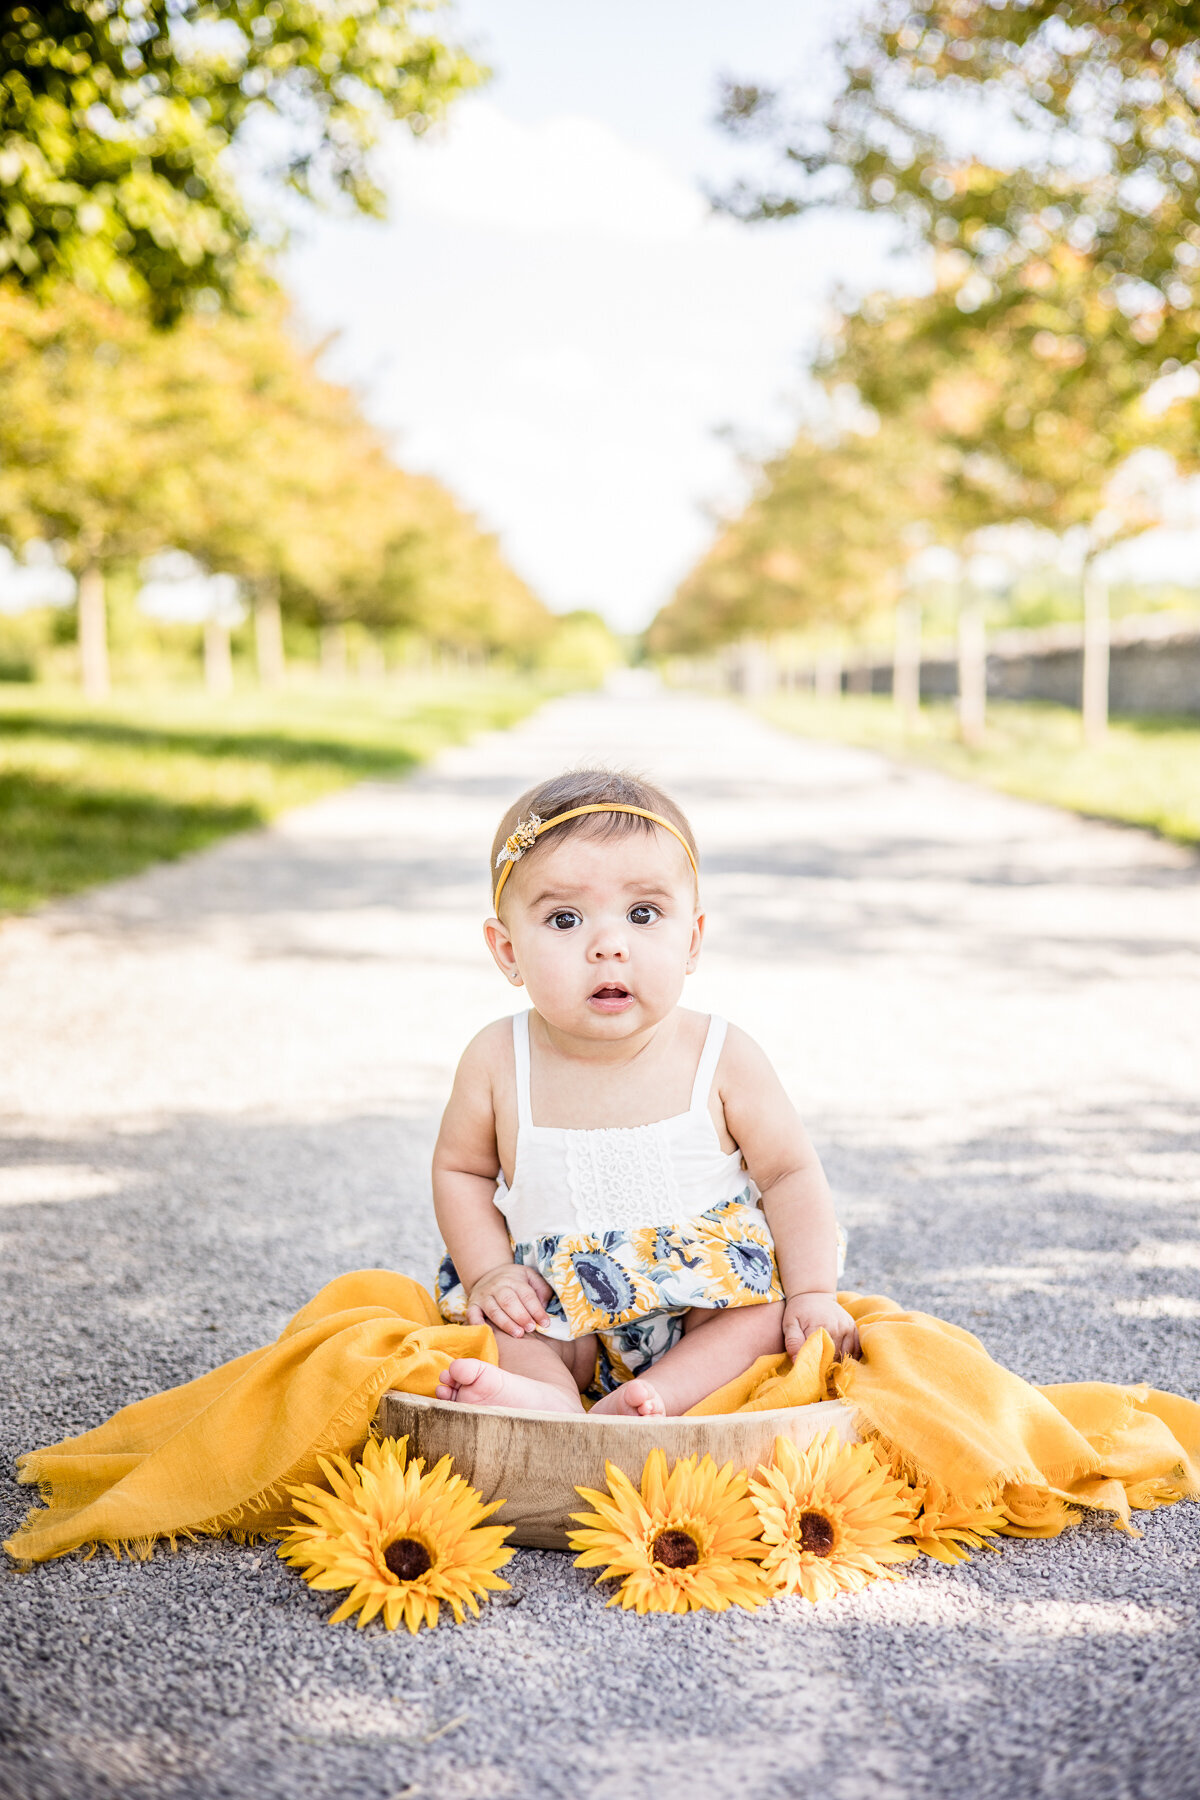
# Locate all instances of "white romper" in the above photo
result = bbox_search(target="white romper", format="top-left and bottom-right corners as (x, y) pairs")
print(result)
(435, 1011), (797, 1391)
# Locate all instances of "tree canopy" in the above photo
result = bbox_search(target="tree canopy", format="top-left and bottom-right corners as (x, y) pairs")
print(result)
(717, 2), (1200, 379)
(648, 417), (943, 657)
(652, 3), (1199, 660)
(0, 280), (551, 659)
(0, 0), (483, 318)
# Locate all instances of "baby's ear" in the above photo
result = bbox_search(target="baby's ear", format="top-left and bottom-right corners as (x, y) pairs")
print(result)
(484, 915), (521, 983)
(685, 908), (706, 972)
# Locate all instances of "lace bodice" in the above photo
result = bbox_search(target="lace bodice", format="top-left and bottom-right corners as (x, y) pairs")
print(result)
(494, 1011), (752, 1242)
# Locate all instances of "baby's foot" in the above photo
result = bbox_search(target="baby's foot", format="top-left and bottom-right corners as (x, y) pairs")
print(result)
(589, 1378), (668, 1419)
(435, 1358), (581, 1414)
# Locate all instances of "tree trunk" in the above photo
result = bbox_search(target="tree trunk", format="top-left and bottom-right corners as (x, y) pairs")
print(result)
(254, 582), (286, 688)
(1082, 560), (1110, 745)
(740, 639), (775, 698)
(319, 621), (347, 682)
(957, 593), (986, 746)
(77, 564), (110, 701)
(893, 598), (921, 727)
(815, 650), (842, 699)
(358, 638), (386, 683)
(203, 616), (234, 697)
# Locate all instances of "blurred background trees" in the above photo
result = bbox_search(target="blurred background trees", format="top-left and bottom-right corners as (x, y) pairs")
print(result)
(0, 281), (573, 694)
(0, 0), (481, 319)
(653, 1), (1200, 741)
(0, 2), (619, 694)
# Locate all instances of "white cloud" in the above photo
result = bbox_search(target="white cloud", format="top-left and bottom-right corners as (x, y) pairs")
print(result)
(388, 101), (711, 242)
(287, 96), (911, 630)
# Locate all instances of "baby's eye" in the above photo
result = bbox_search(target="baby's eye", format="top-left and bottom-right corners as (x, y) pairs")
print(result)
(628, 904), (661, 926)
(549, 909), (581, 931)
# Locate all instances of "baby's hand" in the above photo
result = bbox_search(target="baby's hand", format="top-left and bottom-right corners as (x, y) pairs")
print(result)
(465, 1263), (554, 1338)
(784, 1291), (861, 1362)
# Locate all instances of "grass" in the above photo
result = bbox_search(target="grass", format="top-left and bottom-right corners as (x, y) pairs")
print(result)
(0, 675), (561, 913)
(753, 692), (1200, 848)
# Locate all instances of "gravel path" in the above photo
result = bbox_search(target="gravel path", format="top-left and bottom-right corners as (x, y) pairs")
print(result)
(2, 678), (1198, 1800)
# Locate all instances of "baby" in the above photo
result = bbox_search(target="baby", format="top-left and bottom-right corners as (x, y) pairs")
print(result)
(432, 769), (858, 1419)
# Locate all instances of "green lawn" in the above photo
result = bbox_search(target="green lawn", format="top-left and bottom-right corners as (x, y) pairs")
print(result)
(0, 676), (559, 913)
(754, 692), (1200, 848)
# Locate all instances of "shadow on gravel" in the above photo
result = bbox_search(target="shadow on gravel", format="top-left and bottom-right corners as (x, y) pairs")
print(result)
(825, 1101), (1200, 1395)
(2, 1094), (1198, 1800)
(36, 841), (487, 943)
(703, 860), (1200, 984)
(37, 838), (1199, 991)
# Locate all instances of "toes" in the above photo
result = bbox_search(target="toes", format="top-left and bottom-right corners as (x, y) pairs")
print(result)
(634, 1383), (666, 1416)
(620, 1380), (665, 1417)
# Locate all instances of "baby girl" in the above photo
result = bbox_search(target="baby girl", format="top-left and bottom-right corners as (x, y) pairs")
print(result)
(432, 769), (857, 1418)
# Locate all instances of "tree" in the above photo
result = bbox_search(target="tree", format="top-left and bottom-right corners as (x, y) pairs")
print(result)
(1, 0), (483, 319)
(0, 283), (198, 693)
(0, 281), (554, 689)
(647, 415), (943, 659)
(825, 251), (1177, 738)
(717, 0), (1200, 371)
(716, 3), (1198, 735)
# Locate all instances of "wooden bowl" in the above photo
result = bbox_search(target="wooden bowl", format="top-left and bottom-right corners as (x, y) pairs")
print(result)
(375, 1391), (858, 1549)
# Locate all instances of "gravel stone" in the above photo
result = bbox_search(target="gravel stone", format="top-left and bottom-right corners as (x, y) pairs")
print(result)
(1, 679), (1198, 1800)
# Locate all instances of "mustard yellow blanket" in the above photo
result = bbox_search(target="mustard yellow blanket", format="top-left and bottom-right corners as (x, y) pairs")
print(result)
(6, 1271), (1199, 1564)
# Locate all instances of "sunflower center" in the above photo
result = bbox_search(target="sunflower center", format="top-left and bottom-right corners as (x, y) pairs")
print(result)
(797, 1510), (836, 1557)
(383, 1536), (432, 1582)
(650, 1528), (700, 1569)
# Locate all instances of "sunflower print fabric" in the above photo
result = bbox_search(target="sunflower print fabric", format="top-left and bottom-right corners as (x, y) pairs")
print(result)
(435, 1190), (818, 1393)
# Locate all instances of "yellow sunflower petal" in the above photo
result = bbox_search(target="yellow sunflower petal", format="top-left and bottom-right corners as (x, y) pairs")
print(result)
(749, 1430), (918, 1603)
(280, 1435), (514, 1632)
(570, 1449), (768, 1614)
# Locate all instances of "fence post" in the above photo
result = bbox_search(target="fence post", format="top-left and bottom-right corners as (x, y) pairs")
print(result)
(957, 591), (986, 746)
(894, 598), (921, 727)
(1082, 560), (1110, 745)
(815, 649), (842, 699)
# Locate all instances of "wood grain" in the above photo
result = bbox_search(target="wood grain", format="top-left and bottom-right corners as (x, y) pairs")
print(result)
(375, 1392), (857, 1549)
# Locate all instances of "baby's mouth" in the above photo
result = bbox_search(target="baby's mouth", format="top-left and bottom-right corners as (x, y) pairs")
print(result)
(589, 982), (633, 1009)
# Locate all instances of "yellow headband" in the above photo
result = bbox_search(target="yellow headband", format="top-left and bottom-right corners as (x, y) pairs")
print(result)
(492, 804), (699, 909)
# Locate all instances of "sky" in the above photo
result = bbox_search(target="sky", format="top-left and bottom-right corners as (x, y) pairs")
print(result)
(283, 1), (911, 633)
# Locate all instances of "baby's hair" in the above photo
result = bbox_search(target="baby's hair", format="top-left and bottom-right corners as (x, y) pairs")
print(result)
(490, 769), (698, 912)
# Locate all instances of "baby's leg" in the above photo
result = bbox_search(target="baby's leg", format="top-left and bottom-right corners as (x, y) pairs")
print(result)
(437, 1331), (593, 1414)
(615, 1301), (787, 1418)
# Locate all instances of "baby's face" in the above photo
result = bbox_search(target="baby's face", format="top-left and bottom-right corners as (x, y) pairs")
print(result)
(487, 826), (702, 1039)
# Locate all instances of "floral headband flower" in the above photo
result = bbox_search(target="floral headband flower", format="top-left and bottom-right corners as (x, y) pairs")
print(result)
(492, 804), (699, 908)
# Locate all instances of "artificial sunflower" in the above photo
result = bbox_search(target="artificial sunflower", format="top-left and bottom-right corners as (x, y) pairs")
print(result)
(749, 1430), (918, 1604)
(279, 1435), (514, 1633)
(908, 1481), (1007, 1565)
(570, 1449), (769, 1614)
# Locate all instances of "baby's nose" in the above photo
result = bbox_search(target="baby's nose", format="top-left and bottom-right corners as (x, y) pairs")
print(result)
(588, 928), (629, 959)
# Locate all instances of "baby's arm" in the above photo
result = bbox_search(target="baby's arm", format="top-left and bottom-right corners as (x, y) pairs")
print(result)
(432, 1027), (552, 1338)
(719, 1027), (860, 1361)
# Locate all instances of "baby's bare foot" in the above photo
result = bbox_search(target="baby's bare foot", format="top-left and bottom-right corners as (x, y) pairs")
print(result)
(589, 1378), (668, 1419)
(435, 1357), (581, 1414)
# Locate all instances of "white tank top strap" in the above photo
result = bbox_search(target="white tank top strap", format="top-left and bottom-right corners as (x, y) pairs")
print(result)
(511, 1009), (533, 1133)
(689, 1014), (728, 1115)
